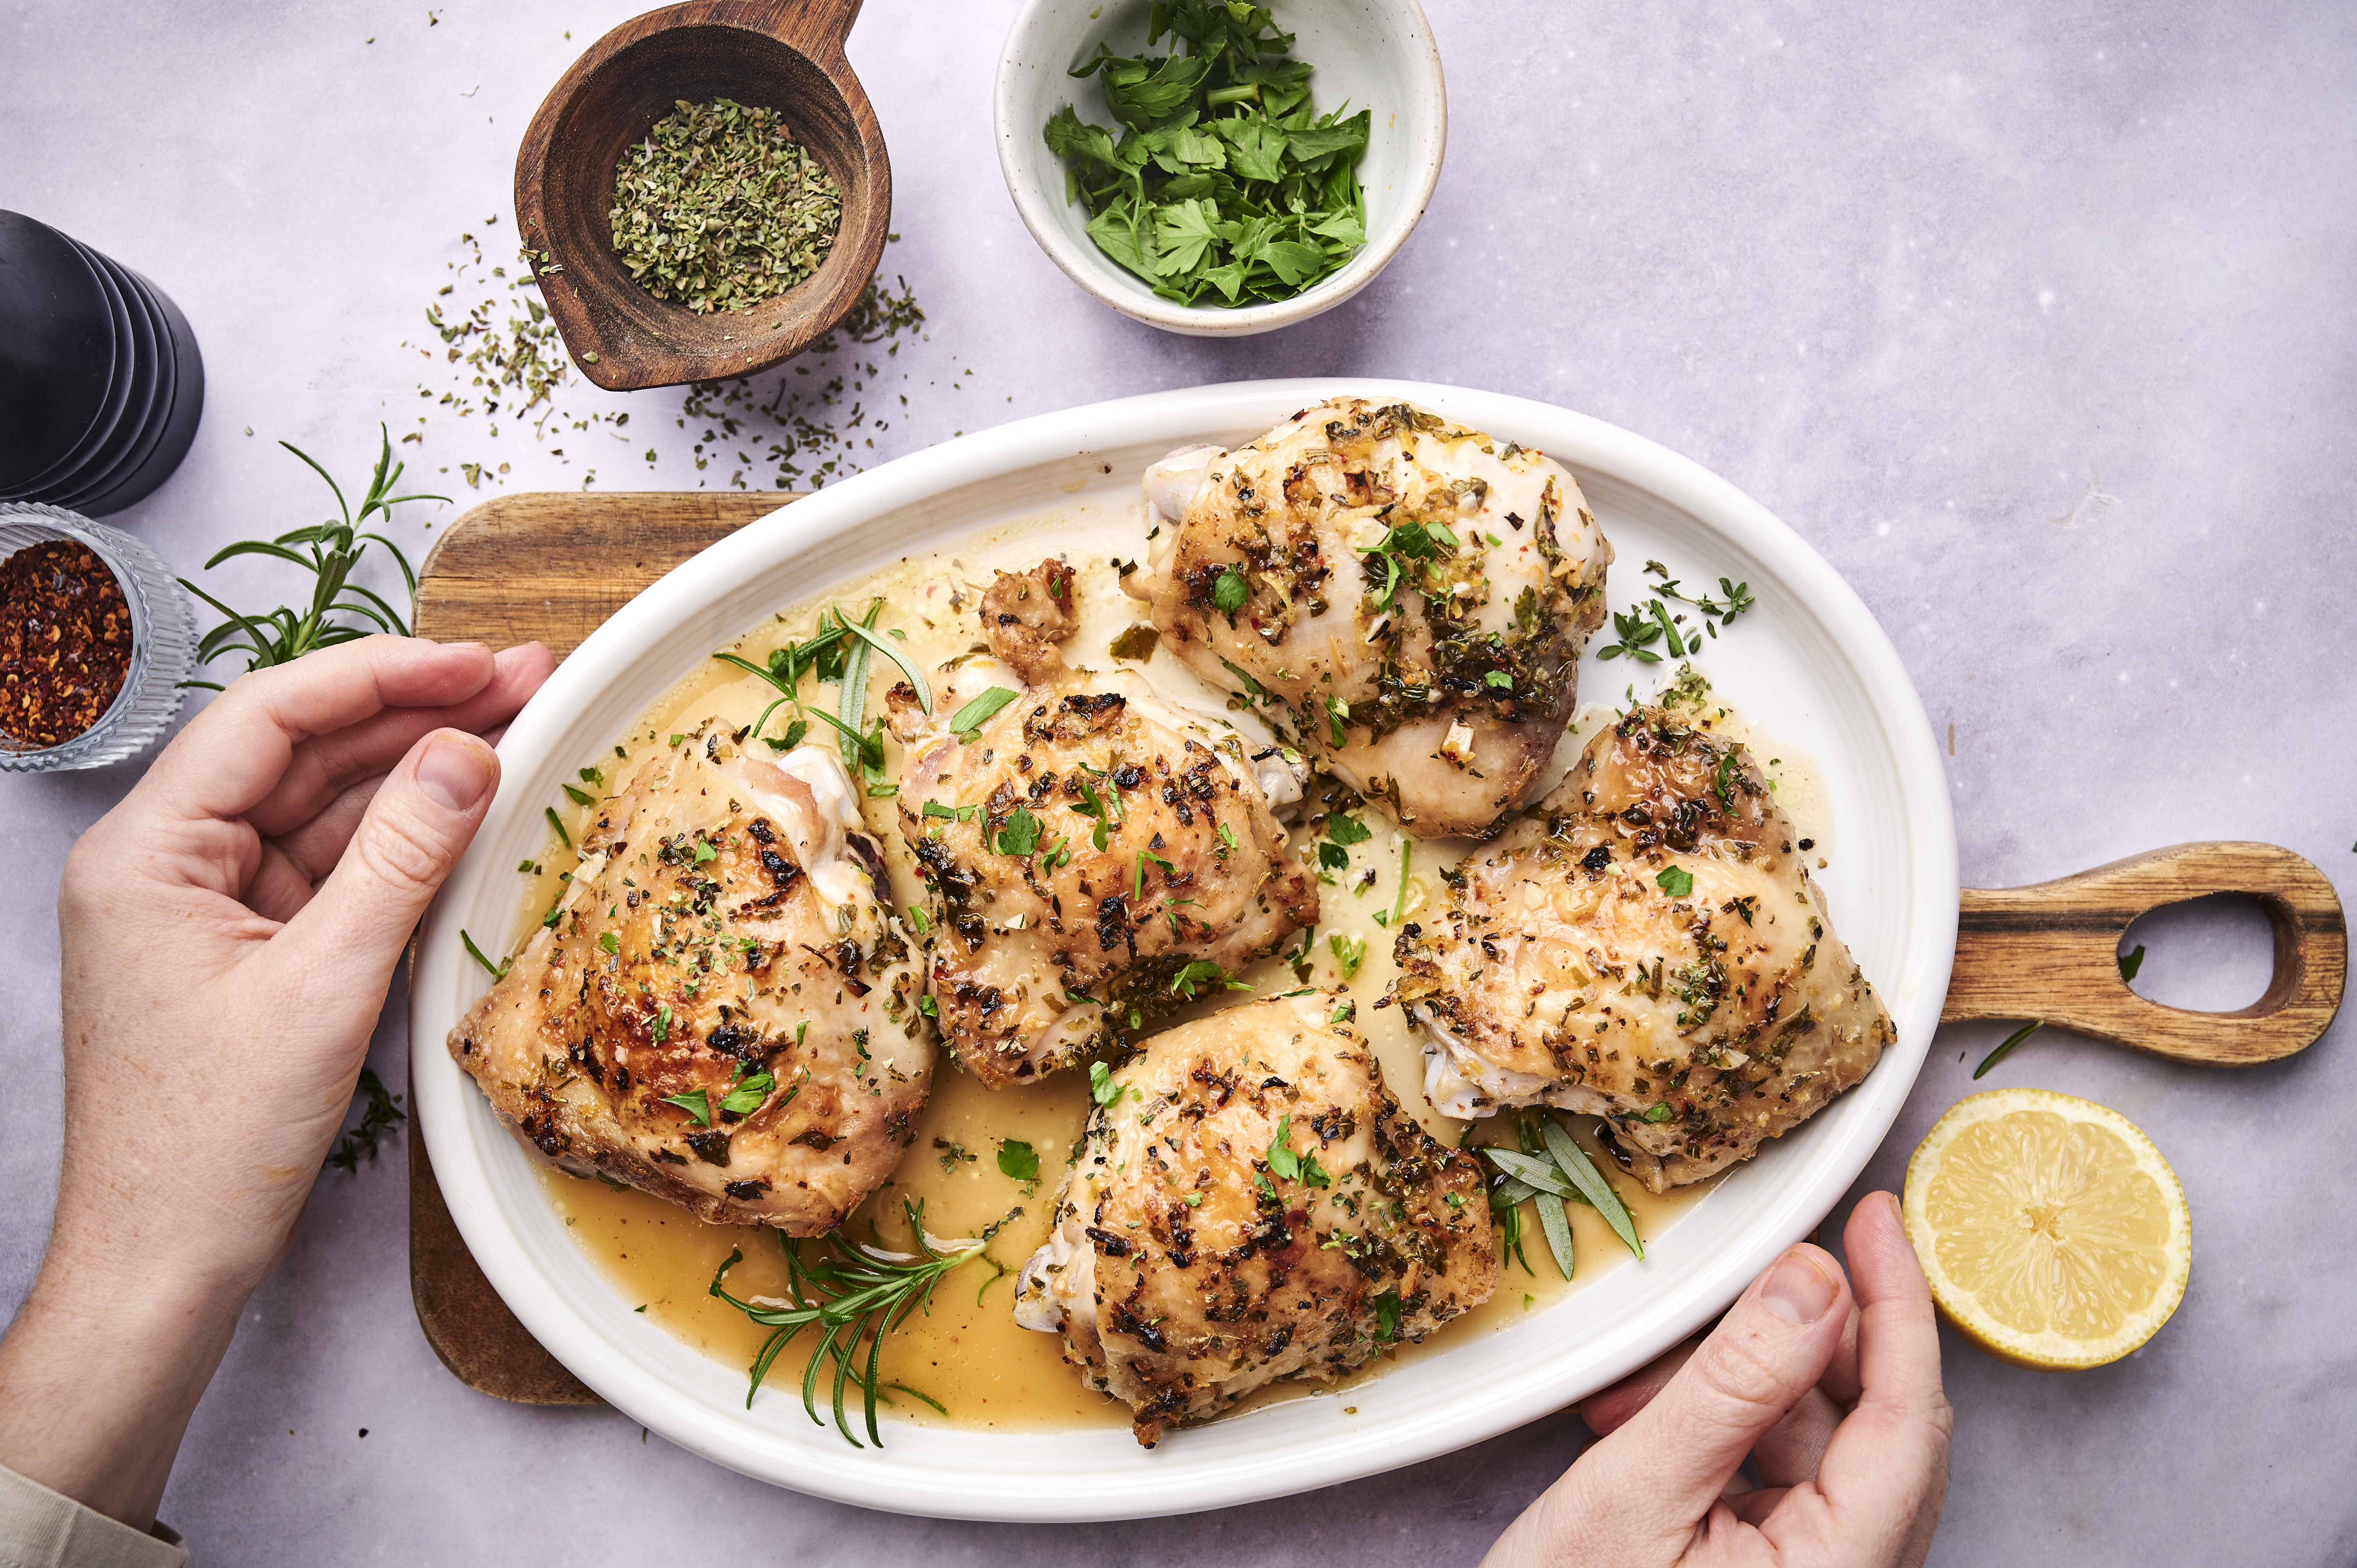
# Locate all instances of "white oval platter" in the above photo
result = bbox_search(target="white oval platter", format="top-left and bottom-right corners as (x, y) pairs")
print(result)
(412, 377), (1958, 1522)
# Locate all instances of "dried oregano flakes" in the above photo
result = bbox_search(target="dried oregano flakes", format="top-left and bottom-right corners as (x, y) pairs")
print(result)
(609, 98), (844, 314)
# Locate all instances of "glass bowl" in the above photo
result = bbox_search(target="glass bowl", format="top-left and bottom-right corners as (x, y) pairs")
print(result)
(0, 502), (193, 772)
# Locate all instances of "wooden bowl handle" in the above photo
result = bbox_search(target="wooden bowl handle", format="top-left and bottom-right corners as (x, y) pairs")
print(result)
(1943, 841), (2347, 1065)
(737, 0), (865, 60)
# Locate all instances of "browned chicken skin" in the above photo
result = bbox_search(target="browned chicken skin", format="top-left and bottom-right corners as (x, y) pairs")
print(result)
(1390, 688), (1895, 1191)
(1123, 399), (1613, 837)
(448, 725), (929, 1232)
(1014, 991), (1496, 1445)
(888, 560), (1318, 1088)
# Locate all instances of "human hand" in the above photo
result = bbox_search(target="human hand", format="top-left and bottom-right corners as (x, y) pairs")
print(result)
(1484, 1192), (1951, 1568)
(0, 634), (553, 1527)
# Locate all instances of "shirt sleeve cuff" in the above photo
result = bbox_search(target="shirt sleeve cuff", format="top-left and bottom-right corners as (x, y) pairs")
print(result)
(0, 1462), (190, 1568)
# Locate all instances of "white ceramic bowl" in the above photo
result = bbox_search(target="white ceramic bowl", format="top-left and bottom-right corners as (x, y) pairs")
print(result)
(413, 379), (1958, 1521)
(993, 0), (1446, 336)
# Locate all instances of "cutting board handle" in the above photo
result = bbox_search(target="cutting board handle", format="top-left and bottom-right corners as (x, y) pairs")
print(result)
(1944, 840), (2347, 1066)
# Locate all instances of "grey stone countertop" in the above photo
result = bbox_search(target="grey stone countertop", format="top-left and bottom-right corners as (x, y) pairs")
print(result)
(4, 1), (2353, 1561)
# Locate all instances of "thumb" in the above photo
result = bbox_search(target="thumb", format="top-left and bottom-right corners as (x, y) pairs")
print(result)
(272, 728), (500, 988)
(1540, 1244), (1851, 1559)
(1614, 1246), (1851, 1519)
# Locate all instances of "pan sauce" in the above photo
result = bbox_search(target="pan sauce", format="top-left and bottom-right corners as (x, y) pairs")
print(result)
(510, 500), (1829, 1434)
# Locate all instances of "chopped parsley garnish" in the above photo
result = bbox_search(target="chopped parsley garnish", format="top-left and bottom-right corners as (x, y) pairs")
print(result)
(1212, 565), (1248, 613)
(1324, 695), (1349, 747)
(997, 1139), (1040, 1182)
(1329, 933), (1366, 979)
(663, 1089), (712, 1126)
(721, 1072), (775, 1115)
(1264, 1115), (1331, 1187)
(1169, 959), (1250, 1000)
(1371, 1288), (1403, 1342)
(1325, 812), (1372, 846)
(1655, 864), (1695, 898)
(992, 804), (1043, 857)
(1089, 1060), (1137, 1108)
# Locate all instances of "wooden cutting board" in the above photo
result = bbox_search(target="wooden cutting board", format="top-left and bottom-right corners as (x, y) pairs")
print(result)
(405, 492), (2346, 1406)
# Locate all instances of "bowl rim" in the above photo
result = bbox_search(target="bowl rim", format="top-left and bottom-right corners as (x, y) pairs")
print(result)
(412, 377), (1960, 1521)
(991, 0), (1447, 337)
(513, 0), (894, 392)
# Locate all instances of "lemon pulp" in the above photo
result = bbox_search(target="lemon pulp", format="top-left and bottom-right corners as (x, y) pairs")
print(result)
(1903, 1088), (2190, 1371)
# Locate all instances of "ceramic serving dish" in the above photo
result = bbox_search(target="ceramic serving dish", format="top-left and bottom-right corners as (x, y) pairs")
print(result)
(993, 0), (1447, 336)
(412, 379), (1957, 1521)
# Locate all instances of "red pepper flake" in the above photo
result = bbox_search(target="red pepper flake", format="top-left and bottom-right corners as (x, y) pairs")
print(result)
(0, 541), (134, 747)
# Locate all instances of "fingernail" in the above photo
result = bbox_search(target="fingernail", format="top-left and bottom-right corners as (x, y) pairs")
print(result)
(416, 736), (494, 812)
(1761, 1250), (1839, 1324)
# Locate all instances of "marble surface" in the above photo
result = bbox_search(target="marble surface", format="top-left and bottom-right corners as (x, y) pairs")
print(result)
(5, 0), (2354, 1561)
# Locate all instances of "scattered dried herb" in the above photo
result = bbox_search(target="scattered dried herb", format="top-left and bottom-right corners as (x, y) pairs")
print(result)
(0, 541), (131, 747)
(326, 1066), (406, 1173)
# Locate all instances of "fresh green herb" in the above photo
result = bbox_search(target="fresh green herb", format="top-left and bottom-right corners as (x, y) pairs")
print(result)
(1317, 841), (1349, 873)
(906, 905), (931, 935)
(1371, 840), (1411, 927)
(692, 839), (718, 864)
(1325, 812), (1372, 847)
(1089, 1060), (1135, 1108)
(1641, 1102), (1674, 1123)
(1324, 695), (1350, 747)
(178, 426), (436, 690)
(608, 97), (842, 314)
(1596, 605), (1666, 663)
(1071, 779), (1116, 851)
(919, 994), (939, 1018)
(544, 806), (572, 848)
(1044, 0), (1369, 309)
(1264, 1114), (1330, 1187)
(707, 1199), (988, 1447)
(1183, 1191), (1205, 1208)
(1217, 821), (1238, 849)
(325, 1066), (406, 1174)
(1328, 998), (1356, 1026)
(832, 602), (932, 712)
(2118, 944), (2146, 983)
(721, 1072), (775, 1116)
(1370, 1288), (1403, 1342)
(997, 1140), (1040, 1182)
(1484, 669), (1514, 689)
(1329, 933), (1366, 979)
(1169, 959), (1250, 1000)
(949, 686), (1017, 739)
(1647, 599), (1688, 659)
(460, 929), (511, 978)
(1973, 1019), (2043, 1080)
(598, 930), (620, 954)
(1217, 656), (1274, 704)
(1714, 752), (1738, 810)
(1539, 1116), (1642, 1259)
(992, 804), (1043, 857)
(653, 1002), (673, 1043)
(663, 1088), (712, 1126)
(1212, 565), (1249, 613)
(1655, 864), (1695, 898)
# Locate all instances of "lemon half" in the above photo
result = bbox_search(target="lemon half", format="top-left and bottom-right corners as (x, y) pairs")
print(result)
(1902, 1088), (2190, 1371)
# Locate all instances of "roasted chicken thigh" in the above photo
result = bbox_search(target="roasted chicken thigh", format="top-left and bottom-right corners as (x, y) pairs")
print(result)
(1013, 991), (1496, 1445)
(1123, 398), (1613, 837)
(448, 726), (929, 1232)
(889, 559), (1318, 1088)
(1390, 694), (1895, 1191)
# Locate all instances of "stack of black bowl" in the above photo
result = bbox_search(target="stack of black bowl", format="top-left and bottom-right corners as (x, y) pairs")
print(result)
(0, 210), (204, 518)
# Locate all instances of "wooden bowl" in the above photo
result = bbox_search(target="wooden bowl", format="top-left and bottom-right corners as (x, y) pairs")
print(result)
(514, 0), (890, 392)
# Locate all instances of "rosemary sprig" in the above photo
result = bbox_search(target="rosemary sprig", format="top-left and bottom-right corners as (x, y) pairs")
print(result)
(1973, 1019), (2043, 1079)
(179, 426), (442, 690)
(707, 1199), (992, 1447)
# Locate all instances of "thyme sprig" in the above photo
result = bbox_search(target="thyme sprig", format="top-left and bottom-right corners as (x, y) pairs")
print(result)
(1597, 561), (1760, 664)
(325, 1066), (406, 1174)
(707, 1200), (994, 1447)
(713, 599), (911, 793)
(179, 426), (441, 690)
